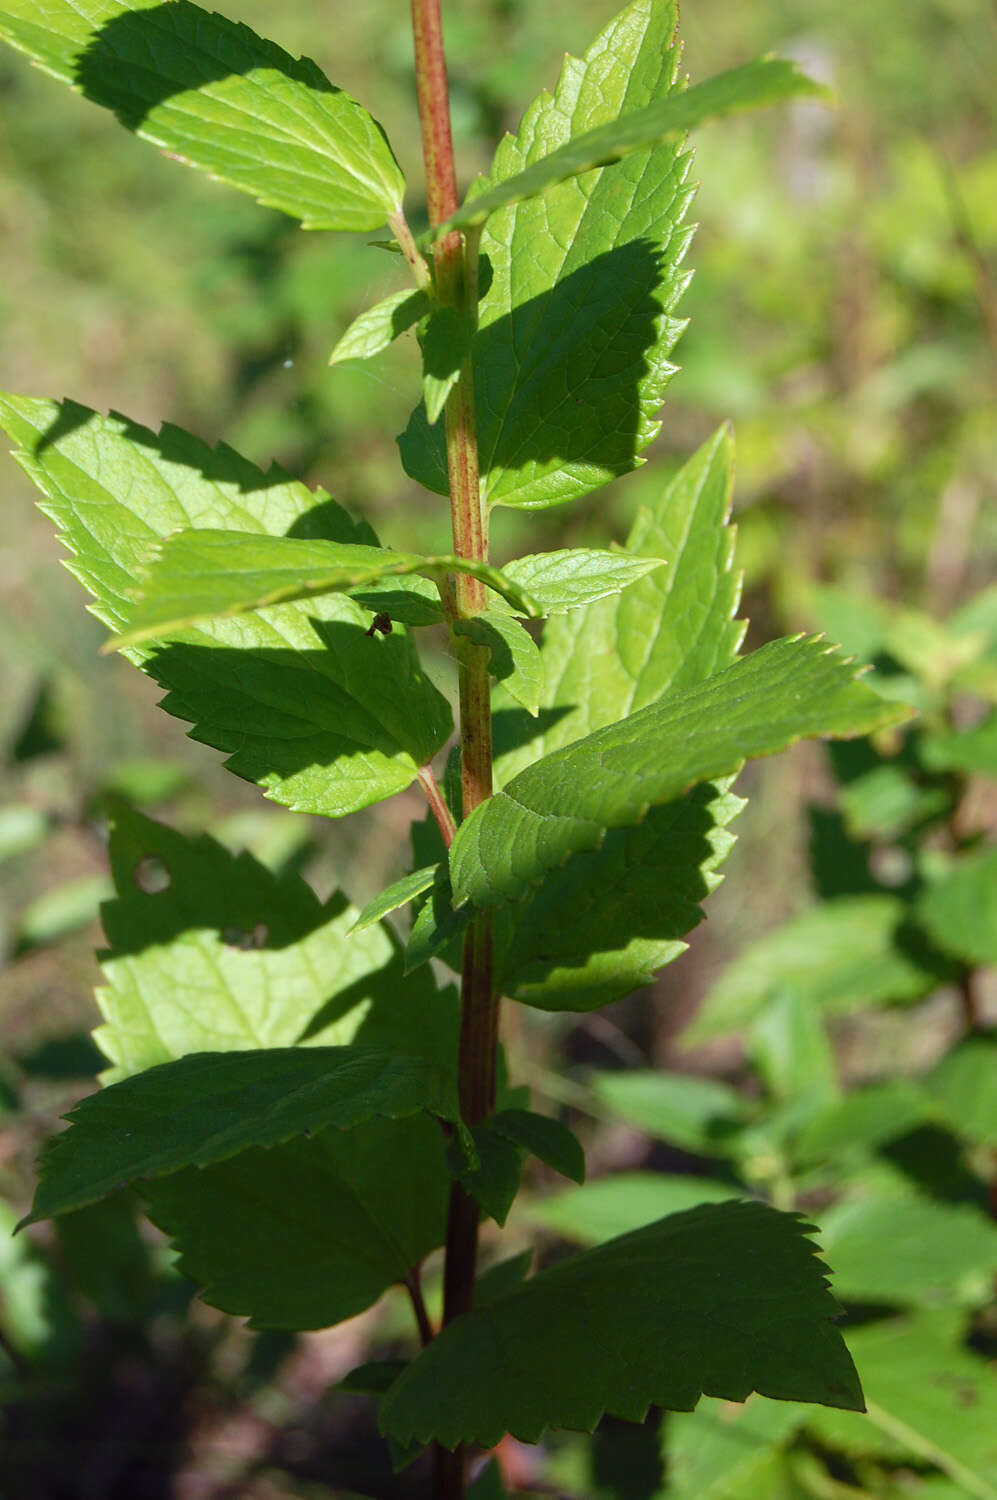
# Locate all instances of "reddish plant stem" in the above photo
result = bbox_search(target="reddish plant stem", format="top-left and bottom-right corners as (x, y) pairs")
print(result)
(387, 208), (431, 290)
(410, 4), (497, 1497)
(958, 971), (982, 1033)
(410, 0), (459, 229)
(405, 1266), (435, 1347)
(417, 764), (457, 848)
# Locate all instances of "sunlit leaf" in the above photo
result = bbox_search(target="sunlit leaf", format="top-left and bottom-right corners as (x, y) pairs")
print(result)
(349, 865), (439, 935)
(451, 636), (909, 909)
(0, 0), (405, 229)
(455, 610), (544, 716)
(329, 288), (430, 364)
(430, 57), (828, 240)
(108, 528), (542, 650)
(0, 395), (453, 816)
(399, 0), (692, 508)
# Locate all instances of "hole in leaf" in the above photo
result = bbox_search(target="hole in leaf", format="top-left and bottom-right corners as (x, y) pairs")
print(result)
(133, 855), (171, 894)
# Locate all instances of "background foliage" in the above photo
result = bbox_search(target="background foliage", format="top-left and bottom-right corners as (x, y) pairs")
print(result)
(0, 0), (993, 1496)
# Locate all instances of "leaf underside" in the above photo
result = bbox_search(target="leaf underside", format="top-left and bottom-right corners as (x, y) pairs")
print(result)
(379, 1199), (864, 1448)
(0, 0), (404, 229)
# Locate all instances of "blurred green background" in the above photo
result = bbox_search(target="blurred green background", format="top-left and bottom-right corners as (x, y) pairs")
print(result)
(0, 1), (994, 1496)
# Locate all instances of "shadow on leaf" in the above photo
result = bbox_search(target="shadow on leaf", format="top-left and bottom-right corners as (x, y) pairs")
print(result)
(400, 239), (677, 504)
(73, 2), (337, 132)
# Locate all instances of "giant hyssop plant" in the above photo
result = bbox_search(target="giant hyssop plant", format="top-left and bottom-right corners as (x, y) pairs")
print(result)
(0, 0), (911, 1492)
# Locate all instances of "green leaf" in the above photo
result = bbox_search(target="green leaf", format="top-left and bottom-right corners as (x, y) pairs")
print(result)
(108, 528), (543, 650)
(0, 0), (405, 230)
(329, 288), (430, 364)
(430, 57), (829, 241)
(474, 1250), (532, 1308)
(23, 1044), (460, 1226)
(818, 1194), (997, 1307)
(806, 1316), (997, 1499)
(915, 847), (997, 967)
(420, 305), (474, 425)
(0, 1199), (80, 1369)
(531, 1173), (738, 1244)
(750, 993), (838, 1107)
(93, 801), (413, 1080)
(496, 780), (744, 1012)
(921, 710), (997, 774)
(55, 1195), (151, 1325)
(795, 1080), (929, 1163)
(840, 762), (951, 841)
(346, 574), (446, 627)
(922, 1036), (997, 1149)
(453, 1127), (523, 1226)
(455, 611), (544, 716)
(452, 636), (908, 909)
(686, 895), (947, 1044)
(0, 395), (453, 817)
(404, 869), (473, 975)
(808, 585), (890, 666)
(0, 803), (48, 862)
(337, 1359), (409, 1395)
(500, 549), (667, 614)
(380, 1200), (863, 1448)
(487, 1109), (585, 1184)
(399, 0), (693, 509)
(665, 1395), (810, 1500)
(495, 424), (742, 785)
(144, 1113), (450, 1330)
(490, 429), (746, 1011)
(950, 585), (997, 702)
(592, 1070), (746, 1156)
(71, 819), (459, 1336)
(349, 865), (439, 935)
(14, 872), (111, 951)
(884, 606), (986, 691)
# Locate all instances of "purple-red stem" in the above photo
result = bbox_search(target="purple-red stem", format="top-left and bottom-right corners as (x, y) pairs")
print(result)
(417, 764), (457, 848)
(405, 1267), (436, 1348)
(410, 3), (498, 1496)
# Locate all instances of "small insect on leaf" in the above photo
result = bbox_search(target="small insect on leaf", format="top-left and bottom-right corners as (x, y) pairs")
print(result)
(366, 612), (393, 638)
